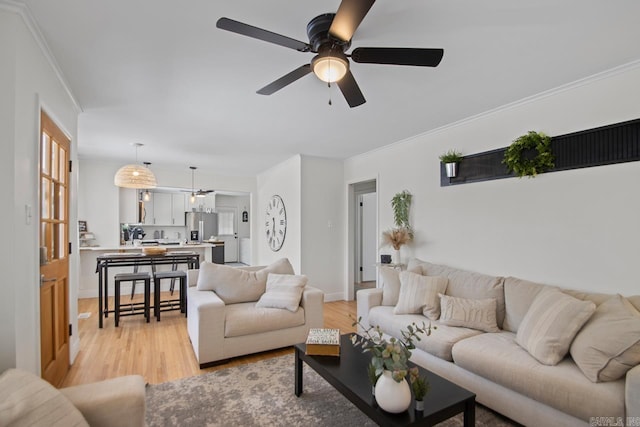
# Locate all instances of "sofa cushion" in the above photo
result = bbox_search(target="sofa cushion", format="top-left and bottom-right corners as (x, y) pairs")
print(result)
(255, 273), (307, 312)
(452, 332), (625, 421)
(393, 271), (448, 319)
(407, 258), (505, 328)
(0, 369), (89, 427)
(380, 267), (402, 306)
(196, 258), (294, 304)
(439, 294), (499, 333)
(516, 289), (596, 365)
(224, 302), (306, 337)
(570, 294), (640, 382)
(368, 306), (482, 361)
(502, 276), (558, 333)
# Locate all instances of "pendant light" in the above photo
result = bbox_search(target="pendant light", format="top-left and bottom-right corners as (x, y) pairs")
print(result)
(114, 143), (157, 189)
(189, 166), (197, 204)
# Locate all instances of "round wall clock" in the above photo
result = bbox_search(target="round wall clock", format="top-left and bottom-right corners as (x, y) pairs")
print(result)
(265, 195), (287, 252)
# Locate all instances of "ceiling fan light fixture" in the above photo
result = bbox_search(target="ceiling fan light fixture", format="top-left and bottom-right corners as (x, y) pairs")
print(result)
(311, 50), (348, 83)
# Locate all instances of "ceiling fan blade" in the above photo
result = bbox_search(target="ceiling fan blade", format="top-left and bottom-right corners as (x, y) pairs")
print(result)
(351, 47), (444, 67)
(257, 64), (312, 95)
(337, 70), (366, 108)
(329, 0), (376, 42)
(216, 18), (311, 52)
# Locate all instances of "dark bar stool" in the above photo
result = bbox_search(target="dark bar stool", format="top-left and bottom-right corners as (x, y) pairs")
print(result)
(153, 270), (187, 321)
(114, 272), (151, 326)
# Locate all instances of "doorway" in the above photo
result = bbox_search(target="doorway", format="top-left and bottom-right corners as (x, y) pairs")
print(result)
(39, 111), (70, 386)
(216, 206), (238, 263)
(351, 180), (377, 300)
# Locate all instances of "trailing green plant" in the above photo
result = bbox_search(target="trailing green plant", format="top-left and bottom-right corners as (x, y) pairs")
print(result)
(503, 131), (555, 178)
(409, 367), (430, 401)
(391, 190), (412, 231)
(439, 149), (463, 164)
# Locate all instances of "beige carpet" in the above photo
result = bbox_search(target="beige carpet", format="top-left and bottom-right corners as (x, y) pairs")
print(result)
(146, 355), (519, 426)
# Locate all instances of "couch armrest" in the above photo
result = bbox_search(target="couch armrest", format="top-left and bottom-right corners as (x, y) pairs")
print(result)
(356, 288), (383, 333)
(187, 269), (199, 287)
(626, 364), (640, 418)
(187, 287), (226, 364)
(301, 285), (324, 329)
(60, 375), (145, 427)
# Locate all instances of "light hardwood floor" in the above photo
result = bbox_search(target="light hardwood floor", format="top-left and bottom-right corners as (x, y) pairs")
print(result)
(62, 296), (356, 387)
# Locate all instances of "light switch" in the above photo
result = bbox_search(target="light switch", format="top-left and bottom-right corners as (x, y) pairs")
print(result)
(25, 204), (32, 225)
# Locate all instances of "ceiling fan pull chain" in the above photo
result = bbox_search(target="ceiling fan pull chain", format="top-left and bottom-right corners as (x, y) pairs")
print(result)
(328, 81), (332, 105)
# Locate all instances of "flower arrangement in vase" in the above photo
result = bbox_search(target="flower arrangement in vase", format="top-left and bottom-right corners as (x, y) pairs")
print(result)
(381, 190), (413, 264)
(351, 316), (435, 413)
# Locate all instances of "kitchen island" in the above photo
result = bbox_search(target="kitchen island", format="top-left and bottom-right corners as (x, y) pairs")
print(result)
(79, 243), (221, 299)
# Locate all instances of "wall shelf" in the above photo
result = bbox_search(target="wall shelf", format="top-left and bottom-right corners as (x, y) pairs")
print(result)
(440, 118), (640, 186)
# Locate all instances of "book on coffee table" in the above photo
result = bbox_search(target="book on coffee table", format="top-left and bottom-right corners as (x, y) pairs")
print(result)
(305, 328), (340, 356)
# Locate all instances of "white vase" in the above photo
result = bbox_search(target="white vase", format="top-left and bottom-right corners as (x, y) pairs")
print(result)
(393, 249), (401, 265)
(374, 370), (411, 413)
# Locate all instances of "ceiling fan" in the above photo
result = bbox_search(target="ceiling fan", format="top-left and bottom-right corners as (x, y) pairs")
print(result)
(216, 0), (444, 108)
(186, 166), (214, 203)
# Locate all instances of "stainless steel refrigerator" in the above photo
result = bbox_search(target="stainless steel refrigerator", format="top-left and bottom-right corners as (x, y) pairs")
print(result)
(185, 212), (218, 242)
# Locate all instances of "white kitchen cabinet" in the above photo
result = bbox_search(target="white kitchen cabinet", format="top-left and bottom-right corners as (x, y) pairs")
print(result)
(119, 188), (138, 224)
(171, 193), (186, 225)
(153, 192), (172, 225)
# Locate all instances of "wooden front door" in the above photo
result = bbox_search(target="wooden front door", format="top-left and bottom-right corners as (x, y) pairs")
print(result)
(39, 111), (70, 386)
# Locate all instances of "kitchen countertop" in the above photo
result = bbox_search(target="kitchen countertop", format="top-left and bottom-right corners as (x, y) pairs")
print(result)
(79, 242), (223, 251)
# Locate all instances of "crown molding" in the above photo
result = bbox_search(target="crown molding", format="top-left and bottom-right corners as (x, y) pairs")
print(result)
(349, 58), (640, 161)
(0, 0), (82, 113)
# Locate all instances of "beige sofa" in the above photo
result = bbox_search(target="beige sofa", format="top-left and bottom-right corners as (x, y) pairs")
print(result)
(0, 369), (145, 427)
(357, 259), (640, 427)
(187, 259), (324, 368)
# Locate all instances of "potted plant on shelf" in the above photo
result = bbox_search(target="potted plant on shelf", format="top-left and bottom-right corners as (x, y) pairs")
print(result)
(439, 149), (463, 178)
(352, 316), (434, 413)
(381, 190), (413, 264)
(409, 367), (430, 411)
(503, 131), (555, 178)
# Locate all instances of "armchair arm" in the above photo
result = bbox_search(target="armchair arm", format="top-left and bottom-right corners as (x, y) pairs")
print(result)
(356, 288), (383, 333)
(186, 269), (199, 287)
(186, 287), (226, 365)
(626, 364), (640, 418)
(60, 375), (145, 427)
(301, 285), (324, 329)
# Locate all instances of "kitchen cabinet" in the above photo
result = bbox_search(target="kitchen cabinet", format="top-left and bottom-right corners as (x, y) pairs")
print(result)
(143, 192), (154, 225)
(171, 193), (186, 225)
(150, 192), (186, 225)
(119, 188), (138, 224)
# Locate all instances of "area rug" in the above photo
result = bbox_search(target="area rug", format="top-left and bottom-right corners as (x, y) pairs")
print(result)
(146, 355), (518, 426)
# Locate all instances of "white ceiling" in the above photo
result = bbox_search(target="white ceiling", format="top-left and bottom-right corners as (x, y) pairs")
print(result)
(19, 0), (640, 176)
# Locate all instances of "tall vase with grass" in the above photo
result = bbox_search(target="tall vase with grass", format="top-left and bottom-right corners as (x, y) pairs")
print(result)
(409, 367), (430, 411)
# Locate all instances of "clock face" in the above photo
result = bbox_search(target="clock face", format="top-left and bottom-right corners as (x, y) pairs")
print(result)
(265, 195), (287, 252)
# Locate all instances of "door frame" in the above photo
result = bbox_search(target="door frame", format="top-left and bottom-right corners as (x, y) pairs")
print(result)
(346, 178), (378, 300)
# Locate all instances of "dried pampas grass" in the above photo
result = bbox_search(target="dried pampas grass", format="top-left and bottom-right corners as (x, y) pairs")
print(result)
(381, 227), (412, 250)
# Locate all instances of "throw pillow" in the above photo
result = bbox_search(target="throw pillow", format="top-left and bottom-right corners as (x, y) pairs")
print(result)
(516, 289), (596, 366)
(439, 294), (500, 332)
(570, 294), (640, 382)
(196, 258), (294, 304)
(380, 267), (401, 306)
(255, 273), (308, 312)
(393, 271), (448, 318)
(0, 369), (89, 427)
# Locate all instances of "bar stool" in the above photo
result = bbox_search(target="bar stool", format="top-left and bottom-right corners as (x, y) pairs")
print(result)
(153, 270), (187, 321)
(114, 272), (151, 326)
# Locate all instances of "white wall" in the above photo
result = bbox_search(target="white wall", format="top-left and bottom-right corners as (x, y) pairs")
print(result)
(256, 155), (302, 272)
(0, 7), (79, 374)
(344, 63), (640, 296)
(301, 156), (345, 300)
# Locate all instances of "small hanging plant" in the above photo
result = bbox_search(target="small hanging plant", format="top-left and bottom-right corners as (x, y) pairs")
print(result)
(503, 131), (555, 178)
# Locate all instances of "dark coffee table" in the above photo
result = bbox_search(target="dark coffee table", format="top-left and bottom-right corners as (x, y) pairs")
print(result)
(294, 333), (475, 426)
